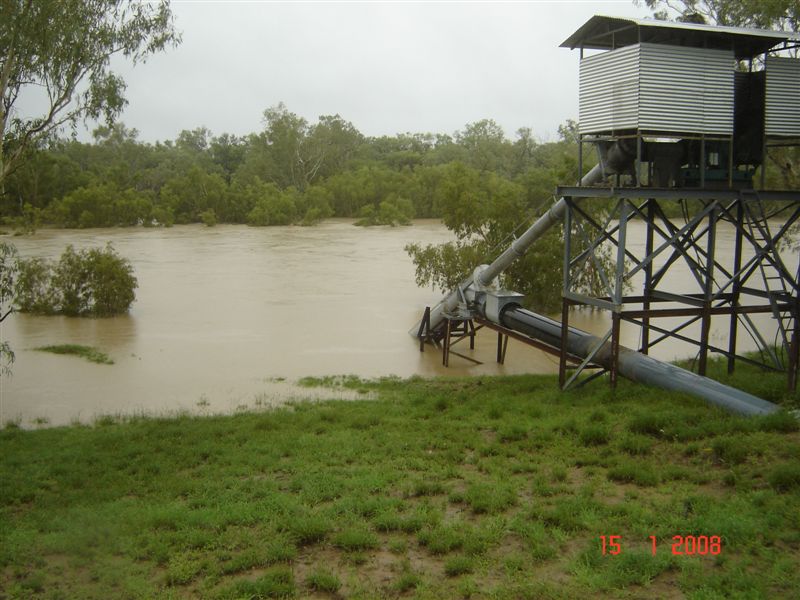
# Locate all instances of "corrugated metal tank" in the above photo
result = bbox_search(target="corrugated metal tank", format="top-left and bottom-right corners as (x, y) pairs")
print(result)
(765, 56), (800, 137)
(579, 43), (735, 135)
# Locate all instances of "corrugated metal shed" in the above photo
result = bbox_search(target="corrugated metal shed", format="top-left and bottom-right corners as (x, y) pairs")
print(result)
(562, 15), (800, 60)
(579, 45), (639, 133)
(639, 44), (733, 135)
(765, 56), (800, 137)
(579, 43), (734, 135)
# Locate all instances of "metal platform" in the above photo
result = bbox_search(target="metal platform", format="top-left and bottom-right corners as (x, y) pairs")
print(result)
(557, 186), (800, 390)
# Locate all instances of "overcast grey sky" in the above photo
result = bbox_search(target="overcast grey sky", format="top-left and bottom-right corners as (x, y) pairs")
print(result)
(96, 1), (652, 143)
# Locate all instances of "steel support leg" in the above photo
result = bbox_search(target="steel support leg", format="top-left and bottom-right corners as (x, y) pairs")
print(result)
(443, 319), (451, 367)
(559, 298), (570, 389)
(610, 313), (621, 389)
(728, 202), (743, 374)
(642, 199), (655, 354)
(789, 329), (799, 392)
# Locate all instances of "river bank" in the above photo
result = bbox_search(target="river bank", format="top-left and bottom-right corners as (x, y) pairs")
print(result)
(2, 371), (799, 599)
(2, 220), (790, 428)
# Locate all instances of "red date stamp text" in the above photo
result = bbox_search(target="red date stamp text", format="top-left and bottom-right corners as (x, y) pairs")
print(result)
(600, 535), (722, 556)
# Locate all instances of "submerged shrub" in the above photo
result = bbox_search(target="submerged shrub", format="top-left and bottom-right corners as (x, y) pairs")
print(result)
(15, 244), (137, 316)
(355, 195), (414, 227)
(199, 209), (217, 227)
(246, 182), (298, 226)
(14, 257), (56, 313)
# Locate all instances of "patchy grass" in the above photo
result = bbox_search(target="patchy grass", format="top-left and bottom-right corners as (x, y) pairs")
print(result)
(444, 554), (474, 577)
(579, 424), (610, 446)
(618, 434), (653, 456)
(217, 567), (295, 599)
(392, 570), (421, 593)
(305, 568), (341, 593)
(768, 463), (800, 492)
(34, 344), (113, 365)
(607, 462), (660, 487)
(1, 366), (799, 598)
(332, 527), (379, 552)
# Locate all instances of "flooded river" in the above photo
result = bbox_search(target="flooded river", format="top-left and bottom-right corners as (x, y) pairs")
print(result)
(0, 219), (792, 426)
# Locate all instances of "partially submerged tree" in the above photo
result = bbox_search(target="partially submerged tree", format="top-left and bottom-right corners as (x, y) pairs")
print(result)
(405, 135), (610, 313)
(15, 244), (138, 317)
(0, 0), (180, 187)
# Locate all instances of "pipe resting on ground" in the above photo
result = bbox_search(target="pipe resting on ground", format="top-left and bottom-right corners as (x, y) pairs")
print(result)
(501, 306), (779, 417)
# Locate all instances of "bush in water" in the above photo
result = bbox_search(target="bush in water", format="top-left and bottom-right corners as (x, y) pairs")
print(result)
(15, 244), (137, 316)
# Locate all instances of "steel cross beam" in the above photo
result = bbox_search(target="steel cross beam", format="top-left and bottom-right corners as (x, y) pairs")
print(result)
(559, 187), (800, 389)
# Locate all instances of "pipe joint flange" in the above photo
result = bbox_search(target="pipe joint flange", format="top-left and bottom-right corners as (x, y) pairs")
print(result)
(473, 265), (499, 291)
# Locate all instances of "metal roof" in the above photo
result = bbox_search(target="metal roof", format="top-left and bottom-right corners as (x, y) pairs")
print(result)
(561, 15), (800, 60)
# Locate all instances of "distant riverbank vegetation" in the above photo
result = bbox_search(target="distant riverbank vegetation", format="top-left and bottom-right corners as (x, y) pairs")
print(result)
(0, 104), (589, 231)
(4, 104), (794, 235)
(3, 104), (793, 314)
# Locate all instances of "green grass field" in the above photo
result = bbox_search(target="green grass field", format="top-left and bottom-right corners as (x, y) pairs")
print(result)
(2, 366), (799, 599)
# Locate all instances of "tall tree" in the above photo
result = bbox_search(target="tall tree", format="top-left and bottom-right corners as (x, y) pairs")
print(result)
(261, 103), (309, 189)
(637, 1), (798, 35)
(454, 119), (511, 174)
(305, 114), (363, 181)
(258, 104), (363, 191)
(0, 0), (180, 186)
(405, 148), (611, 312)
(210, 133), (246, 183)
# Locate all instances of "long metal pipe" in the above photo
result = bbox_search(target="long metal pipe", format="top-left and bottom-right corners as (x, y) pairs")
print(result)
(501, 306), (779, 416)
(410, 145), (781, 416)
(409, 162), (605, 336)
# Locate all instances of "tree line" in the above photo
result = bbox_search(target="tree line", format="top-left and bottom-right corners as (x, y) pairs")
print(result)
(0, 105), (584, 230)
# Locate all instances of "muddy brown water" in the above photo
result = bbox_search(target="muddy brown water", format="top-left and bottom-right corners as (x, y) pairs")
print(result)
(0, 219), (791, 427)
